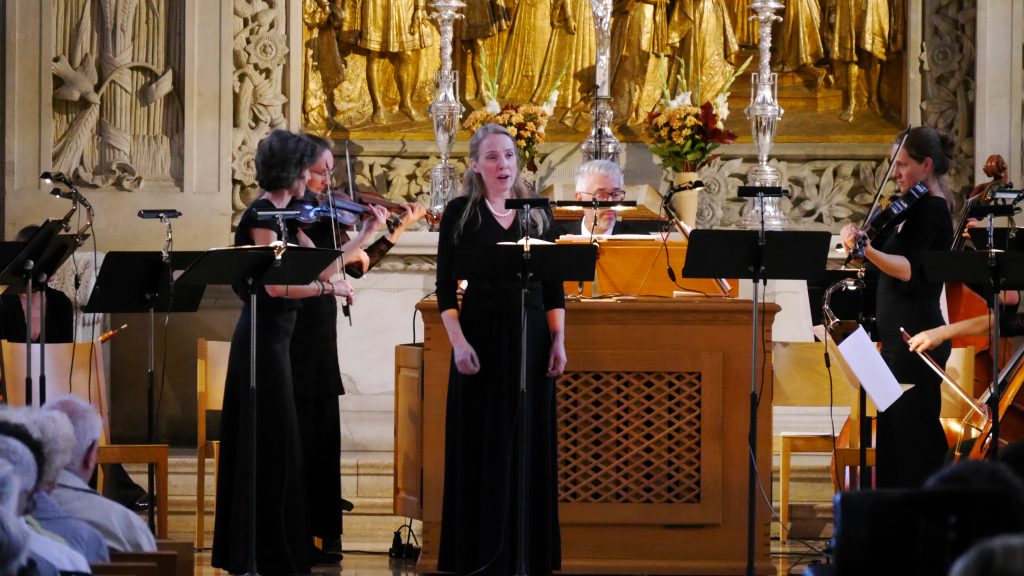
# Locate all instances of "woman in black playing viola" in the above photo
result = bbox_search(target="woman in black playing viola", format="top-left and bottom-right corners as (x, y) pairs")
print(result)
(840, 126), (956, 488)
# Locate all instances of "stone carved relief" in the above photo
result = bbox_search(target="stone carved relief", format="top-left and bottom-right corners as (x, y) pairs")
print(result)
(920, 0), (974, 196)
(345, 153), (467, 207)
(51, 0), (182, 190)
(694, 157), (888, 229)
(232, 0), (290, 217)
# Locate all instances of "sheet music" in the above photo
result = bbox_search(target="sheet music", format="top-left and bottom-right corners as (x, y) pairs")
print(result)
(836, 326), (905, 411)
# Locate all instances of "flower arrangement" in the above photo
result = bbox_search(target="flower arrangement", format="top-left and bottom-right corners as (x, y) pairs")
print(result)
(643, 57), (751, 173)
(461, 50), (559, 173)
(463, 103), (550, 172)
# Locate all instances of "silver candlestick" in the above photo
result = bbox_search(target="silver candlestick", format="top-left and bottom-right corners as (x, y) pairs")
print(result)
(428, 0), (466, 227)
(741, 0), (788, 230)
(581, 0), (620, 163)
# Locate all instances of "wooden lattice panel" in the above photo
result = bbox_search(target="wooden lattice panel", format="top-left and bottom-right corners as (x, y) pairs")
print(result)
(557, 371), (702, 504)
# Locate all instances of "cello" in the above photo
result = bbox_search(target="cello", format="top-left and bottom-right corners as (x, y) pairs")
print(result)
(945, 154), (1014, 396)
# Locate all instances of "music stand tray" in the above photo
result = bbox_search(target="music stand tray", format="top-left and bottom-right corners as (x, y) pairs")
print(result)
(681, 230), (832, 281)
(0, 220), (79, 293)
(921, 251), (1024, 290)
(453, 243), (598, 283)
(84, 251), (206, 314)
(968, 227), (1024, 253)
(176, 245), (340, 288)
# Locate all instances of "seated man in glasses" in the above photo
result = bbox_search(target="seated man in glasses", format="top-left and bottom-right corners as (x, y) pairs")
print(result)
(556, 159), (644, 236)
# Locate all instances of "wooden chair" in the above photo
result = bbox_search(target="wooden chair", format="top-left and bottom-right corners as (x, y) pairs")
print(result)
(156, 539), (194, 576)
(772, 340), (859, 542)
(90, 561), (159, 576)
(195, 338), (230, 549)
(0, 340), (170, 537)
(109, 551), (177, 576)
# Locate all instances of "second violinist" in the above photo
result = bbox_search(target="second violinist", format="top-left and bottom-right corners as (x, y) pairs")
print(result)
(840, 126), (956, 489)
(291, 134), (425, 563)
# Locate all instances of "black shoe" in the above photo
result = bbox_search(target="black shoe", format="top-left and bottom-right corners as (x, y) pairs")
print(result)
(129, 493), (155, 512)
(340, 498), (354, 512)
(310, 544), (342, 565)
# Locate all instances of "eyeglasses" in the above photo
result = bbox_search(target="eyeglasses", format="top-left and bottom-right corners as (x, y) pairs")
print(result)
(579, 190), (626, 201)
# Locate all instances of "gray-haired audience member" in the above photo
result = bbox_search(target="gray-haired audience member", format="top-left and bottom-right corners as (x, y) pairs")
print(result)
(45, 395), (156, 552)
(0, 459), (31, 576)
(22, 408), (109, 563)
(949, 533), (1024, 576)
(0, 424), (89, 574)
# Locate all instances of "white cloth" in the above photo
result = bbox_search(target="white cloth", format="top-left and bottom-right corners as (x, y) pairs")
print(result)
(23, 517), (91, 573)
(50, 470), (156, 552)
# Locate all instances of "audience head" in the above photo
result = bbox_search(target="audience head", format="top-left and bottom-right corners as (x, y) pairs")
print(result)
(0, 420), (44, 515)
(925, 459), (1024, 533)
(12, 226), (39, 243)
(23, 409), (75, 492)
(254, 129), (321, 194)
(949, 533), (1024, 576)
(43, 396), (102, 482)
(0, 459), (30, 575)
(574, 160), (625, 235)
(306, 134), (335, 195)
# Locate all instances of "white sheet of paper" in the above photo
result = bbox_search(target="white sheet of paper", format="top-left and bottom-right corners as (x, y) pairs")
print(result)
(836, 326), (905, 411)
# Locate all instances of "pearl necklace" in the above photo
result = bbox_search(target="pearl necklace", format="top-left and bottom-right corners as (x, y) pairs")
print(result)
(484, 198), (514, 218)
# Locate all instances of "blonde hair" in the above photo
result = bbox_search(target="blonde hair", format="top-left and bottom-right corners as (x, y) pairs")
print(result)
(453, 124), (550, 242)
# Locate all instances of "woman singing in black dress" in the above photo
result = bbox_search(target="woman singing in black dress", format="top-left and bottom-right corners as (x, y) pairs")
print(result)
(435, 124), (566, 575)
(212, 130), (354, 575)
(841, 126), (956, 488)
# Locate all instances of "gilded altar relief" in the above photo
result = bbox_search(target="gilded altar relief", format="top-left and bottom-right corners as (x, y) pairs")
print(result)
(302, 0), (913, 144)
(51, 0), (182, 191)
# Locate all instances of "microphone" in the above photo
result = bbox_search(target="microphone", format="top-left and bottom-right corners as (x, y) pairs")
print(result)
(98, 323), (128, 343)
(138, 209), (182, 219)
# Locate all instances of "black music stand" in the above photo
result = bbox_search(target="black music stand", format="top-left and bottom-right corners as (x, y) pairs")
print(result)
(0, 220), (81, 407)
(683, 229), (831, 575)
(83, 251), (204, 531)
(452, 239), (597, 576)
(968, 227), (1024, 253)
(177, 245), (339, 576)
(922, 249), (1024, 459)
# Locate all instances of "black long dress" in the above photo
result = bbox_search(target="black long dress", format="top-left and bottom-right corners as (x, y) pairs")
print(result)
(212, 198), (310, 575)
(874, 195), (953, 488)
(435, 196), (564, 575)
(289, 190), (394, 541)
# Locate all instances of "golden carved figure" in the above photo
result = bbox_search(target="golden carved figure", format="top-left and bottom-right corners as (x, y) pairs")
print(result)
(303, 0), (345, 128)
(668, 0), (739, 105)
(727, 0), (758, 47)
(833, 0), (889, 121)
(462, 0), (511, 102)
(499, 0), (552, 103)
(531, 0), (597, 129)
(340, 0), (433, 124)
(610, 0), (670, 126)
(773, 0), (825, 89)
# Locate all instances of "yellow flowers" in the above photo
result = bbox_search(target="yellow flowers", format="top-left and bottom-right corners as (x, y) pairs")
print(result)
(463, 103), (550, 172)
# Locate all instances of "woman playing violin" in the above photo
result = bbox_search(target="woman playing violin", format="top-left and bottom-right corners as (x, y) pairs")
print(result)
(213, 130), (355, 575)
(291, 134), (425, 562)
(840, 126), (956, 489)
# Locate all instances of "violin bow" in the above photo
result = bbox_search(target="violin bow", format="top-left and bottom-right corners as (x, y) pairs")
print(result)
(845, 125), (911, 268)
(864, 125), (911, 224)
(331, 141), (353, 325)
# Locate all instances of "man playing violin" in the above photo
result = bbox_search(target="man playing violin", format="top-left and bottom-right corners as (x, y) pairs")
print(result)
(840, 126), (956, 489)
(292, 134), (426, 563)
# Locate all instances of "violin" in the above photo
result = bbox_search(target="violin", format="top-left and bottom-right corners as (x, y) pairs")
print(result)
(847, 181), (930, 266)
(294, 197), (365, 228)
